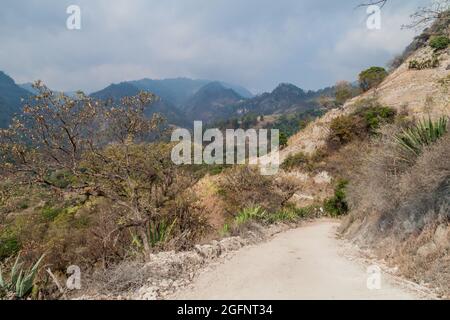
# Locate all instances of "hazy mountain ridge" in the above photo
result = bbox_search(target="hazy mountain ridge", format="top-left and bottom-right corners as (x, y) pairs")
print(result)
(230, 83), (325, 117)
(3, 73), (331, 128)
(89, 79), (326, 125)
(0, 71), (31, 128)
(129, 78), (253, 108)
(90, 82), (189, 126)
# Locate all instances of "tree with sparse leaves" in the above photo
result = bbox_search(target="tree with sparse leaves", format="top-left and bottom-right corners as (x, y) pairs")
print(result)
(358, 67), (388, 92)
(0, 82), (200, 255)
(335, 81), (355, 106)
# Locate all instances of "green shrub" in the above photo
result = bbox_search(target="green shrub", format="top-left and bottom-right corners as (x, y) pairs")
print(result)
(281, 149), (327, 172)
(361, 106), (397, 131)
(279, 132), (288, 149)
(429, 36), (450, 51)
(329, 115), (362, 145)
(281, 152), (309, 170)
(231, 205), (317, 226)
(208, 165), (225, 176)
(264, 208), (297, 224)
(324, 179), (349, 216)
(234, 207), (266, 225)
(41, 206), (64, 221)
(17, 200), (29, 210)
(45, 170), (76, 189)
(396, 117), (448, 157)
(359, 67), (388, 92)
(0, 230), (21, 260)
(220, 223), (230, 236)
(328, 103), (396, 148)
(408, 55), (440, 70)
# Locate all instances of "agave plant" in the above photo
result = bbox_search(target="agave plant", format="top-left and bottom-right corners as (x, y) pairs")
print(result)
(0, 254), (45, 299)
(234, 206), (266, 225)
(147, 218), (177, 247)
(396, 117), (448, 157)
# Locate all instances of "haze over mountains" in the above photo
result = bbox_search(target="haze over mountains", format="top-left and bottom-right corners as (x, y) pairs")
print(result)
(89, 78), (332, 125)
(0, 72), (332, 128)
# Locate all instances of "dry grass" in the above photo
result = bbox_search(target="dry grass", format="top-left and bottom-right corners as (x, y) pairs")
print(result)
(218, 165), (299, 215)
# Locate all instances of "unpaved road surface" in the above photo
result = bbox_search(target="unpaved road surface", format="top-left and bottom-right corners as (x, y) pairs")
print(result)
(172, 220), (427, 300)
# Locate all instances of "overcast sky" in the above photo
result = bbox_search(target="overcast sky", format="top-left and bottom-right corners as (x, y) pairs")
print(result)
(0, 0), (430, 94)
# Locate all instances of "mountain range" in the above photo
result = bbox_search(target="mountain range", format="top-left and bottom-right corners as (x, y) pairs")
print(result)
(127, 78), (253, 108)
(89, 79), (331, 125)
(0, 73), (333, 128)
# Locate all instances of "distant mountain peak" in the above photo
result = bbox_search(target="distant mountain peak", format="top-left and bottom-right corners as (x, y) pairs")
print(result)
(193, 82), (243, 100)
(184, 82), (244, 122)
(0, 71), (16, 86)
(196, 81), (240, 97)
(272, 83), (306, 96)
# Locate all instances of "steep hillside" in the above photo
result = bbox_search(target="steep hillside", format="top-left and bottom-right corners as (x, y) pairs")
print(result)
(0, 72), (31, 128)
(277, 19), (450, 296)
(282, 48), (449, 161)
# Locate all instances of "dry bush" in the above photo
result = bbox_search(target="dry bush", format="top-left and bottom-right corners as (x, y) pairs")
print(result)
(90, 260), (148, 294)
(327, 100), (396, 151)
(345, 126), (449, 234)
(342, 126), (450, 294)
(218, 165), (299, 215)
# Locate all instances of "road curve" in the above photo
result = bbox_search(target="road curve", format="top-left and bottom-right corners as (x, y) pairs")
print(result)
(171, 220), (424, 300)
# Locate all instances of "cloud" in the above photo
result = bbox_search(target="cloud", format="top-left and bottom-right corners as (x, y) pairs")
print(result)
(0, 0), (430, 93)
(317, 4), (422, 82)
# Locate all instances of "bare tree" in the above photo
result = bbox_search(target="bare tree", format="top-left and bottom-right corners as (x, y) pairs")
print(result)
(402, 0), (449, 30)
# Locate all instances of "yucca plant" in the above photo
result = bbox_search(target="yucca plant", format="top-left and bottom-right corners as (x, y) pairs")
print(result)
(0, 254), (45, 299)
(396, 117), (448, 157)
(147, 218), (177, 247)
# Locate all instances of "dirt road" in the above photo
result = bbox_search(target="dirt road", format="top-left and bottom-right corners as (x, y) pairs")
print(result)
(172, 220), (427, 300)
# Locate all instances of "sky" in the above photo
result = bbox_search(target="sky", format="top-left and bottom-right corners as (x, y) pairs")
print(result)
(0, 0), (430, 94)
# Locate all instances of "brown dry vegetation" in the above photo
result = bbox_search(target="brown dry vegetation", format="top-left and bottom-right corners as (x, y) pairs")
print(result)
(341, 127), (450, 295)
(0, 84), (212, 299)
